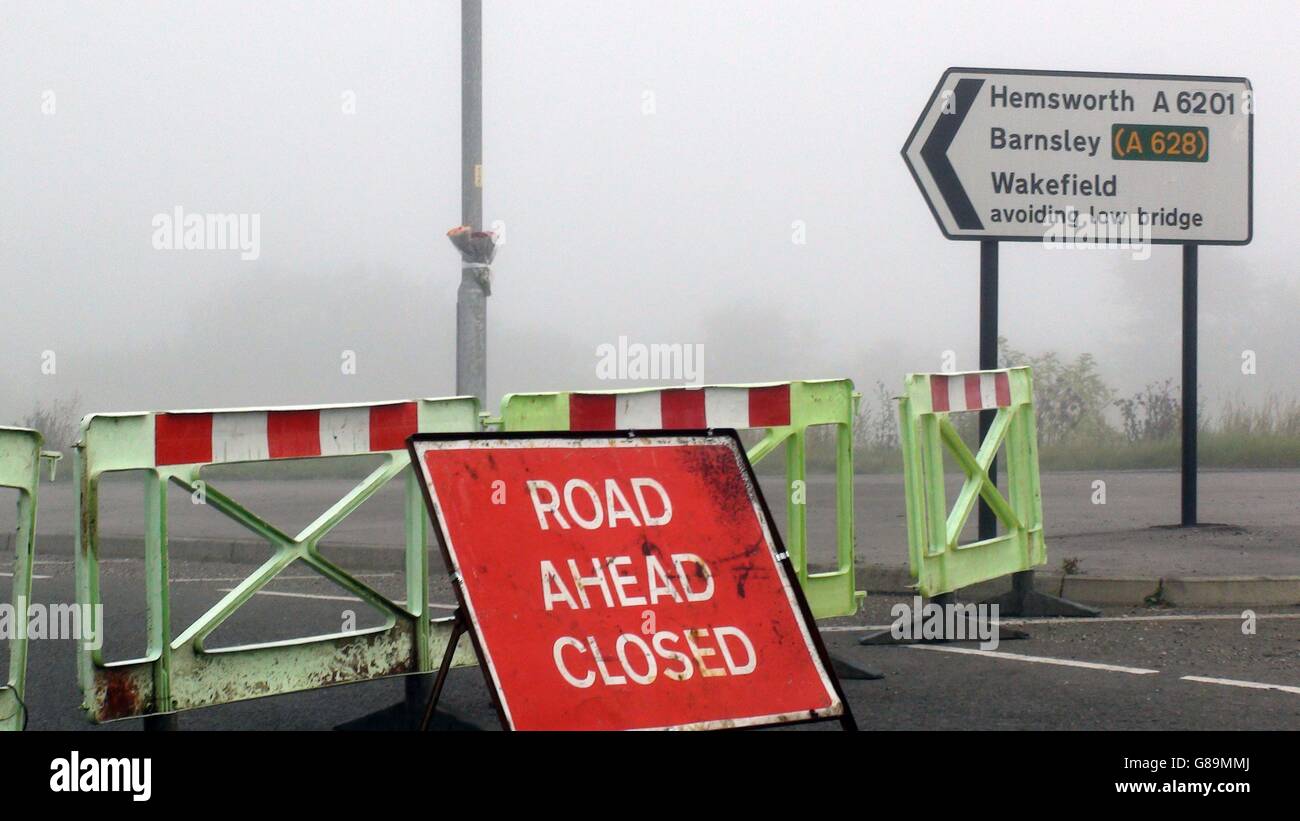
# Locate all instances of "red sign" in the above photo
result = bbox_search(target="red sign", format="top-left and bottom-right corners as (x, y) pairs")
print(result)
(410, 432), (848, 731)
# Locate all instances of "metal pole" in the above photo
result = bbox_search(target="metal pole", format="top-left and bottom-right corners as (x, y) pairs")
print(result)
(420, 613), (466, 731)
(456, 0), (486, 402)
(1181, 244), (1198, 526)
(978, 240), (998, 541)
(973, 239), (1098, 618)
(407, 0), (484, 724)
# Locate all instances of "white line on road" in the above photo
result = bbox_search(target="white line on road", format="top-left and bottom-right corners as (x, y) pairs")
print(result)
(395, 600), (460, 611)
(907, 644), (1161, 675)
(1180, 675), (1300, 695)
(998, 612), (1300, 627)
(217, 588), (458, 610)
(0, 572), (51, 579)
(220, 588), (361, 603)
(822, 611), (1300, 633)
(174, 572), (397, 583)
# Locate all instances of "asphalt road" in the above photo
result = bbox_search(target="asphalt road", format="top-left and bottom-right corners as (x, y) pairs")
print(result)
(5, 555), (1298, 731)
(3, 467), (1296, 730)
(15, 468), (1300, 576)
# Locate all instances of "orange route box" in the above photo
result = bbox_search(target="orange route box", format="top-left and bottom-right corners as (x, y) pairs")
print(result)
(408, 431), (852, 731)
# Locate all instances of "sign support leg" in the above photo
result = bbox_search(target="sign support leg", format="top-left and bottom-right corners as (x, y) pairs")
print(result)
(419, 610), (467, 732)
(976, 241), (1099, 618)
(1181, 243), (1198, 527)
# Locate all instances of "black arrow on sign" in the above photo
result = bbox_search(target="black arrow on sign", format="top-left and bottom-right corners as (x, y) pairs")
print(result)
(920, 77), (984, 230)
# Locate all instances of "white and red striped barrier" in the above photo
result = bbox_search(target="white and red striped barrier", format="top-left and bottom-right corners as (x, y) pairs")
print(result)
(77, 398), (480, 470)
(154, 401), (419, 466)
(74, 394), (481, 722)
(928, 371), (1012, 414)
(498, 379), (862, 619)
(566, 385), (791, 431)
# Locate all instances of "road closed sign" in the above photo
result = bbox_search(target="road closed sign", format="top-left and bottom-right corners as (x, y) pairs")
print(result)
(903, 68), (1252, 244)
(409, 431), (850, 731)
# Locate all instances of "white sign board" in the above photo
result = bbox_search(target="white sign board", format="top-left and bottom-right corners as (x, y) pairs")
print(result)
(903, 68), (1252, 244)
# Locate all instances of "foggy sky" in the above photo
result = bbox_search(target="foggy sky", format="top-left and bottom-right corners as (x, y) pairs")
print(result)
(2, 0), (1296, 427)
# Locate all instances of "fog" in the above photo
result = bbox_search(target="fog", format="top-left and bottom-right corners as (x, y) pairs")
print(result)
(2, 0), (1296, 427)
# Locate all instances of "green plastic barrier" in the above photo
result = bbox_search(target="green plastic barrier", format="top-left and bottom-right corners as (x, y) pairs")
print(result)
(498, 379), (863, 618)
(0, 427), (43, 731)
(74, 397), (480, 723)
(897, 367), (1046, 597)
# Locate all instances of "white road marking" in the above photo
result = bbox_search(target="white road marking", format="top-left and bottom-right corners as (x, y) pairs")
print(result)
(16, 559), (131, 567)
(0, 571), (51, 579)
(218, 587), (457, 610)
(173, 572), (397, 583)
(999, 612), (1300, 627)
(220, 588), (362, 603)
(394, 600), (460, 611)
(1180, 675), (1300, 695)
(822, 611), (1300, 633)
(907, 644), (1160, 674)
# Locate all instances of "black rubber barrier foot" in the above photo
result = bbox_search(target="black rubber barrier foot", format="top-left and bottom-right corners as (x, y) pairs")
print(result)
(142, 713), (179, 731)
(334, 701), (482, 732)
(981, 570), (1101, 618)
(829, 653), (886, 681)
(405, 672), (431, 716)
(982, 587), (1101, 618)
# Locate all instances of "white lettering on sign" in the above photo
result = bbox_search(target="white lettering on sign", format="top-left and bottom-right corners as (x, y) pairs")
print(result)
(539, 553), (711, 610)
(527, 477), (673, 530)
(541, 549), (735, 688)
(411, 435), (846, 730)
(552, 626), (757, 688)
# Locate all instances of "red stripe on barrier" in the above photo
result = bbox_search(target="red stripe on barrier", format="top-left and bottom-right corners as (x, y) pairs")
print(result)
(964, 374), (982, 410)
(155, 413), (214, 466)
(748, 385), (791, 427)
(931, 376), (950, 412)
(369, 402), (418, 451)
(995, 372), (1011, 407)
(659, 389), (707, 428)
(569, 394), (616, 430)
(267, 410), (321, 459)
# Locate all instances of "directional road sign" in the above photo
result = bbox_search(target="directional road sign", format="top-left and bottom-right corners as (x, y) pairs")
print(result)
(903, 68), (1252, 244)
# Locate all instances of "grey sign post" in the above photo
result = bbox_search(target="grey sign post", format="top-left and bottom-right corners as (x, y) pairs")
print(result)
(902, 68), (1252, 613)
(409, 0), (496, 725)
(454, 0), (492, 405)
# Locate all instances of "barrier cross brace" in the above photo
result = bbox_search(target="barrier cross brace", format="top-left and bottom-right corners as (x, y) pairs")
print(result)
(497, 379), (863, 619)
(73, 397), (481, 722)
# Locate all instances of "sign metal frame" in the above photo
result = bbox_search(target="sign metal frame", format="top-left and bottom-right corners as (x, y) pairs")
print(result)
(408, 429), (855, 732)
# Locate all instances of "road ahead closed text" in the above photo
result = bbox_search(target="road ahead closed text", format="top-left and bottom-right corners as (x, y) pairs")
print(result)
(413, 436), (842, 731)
